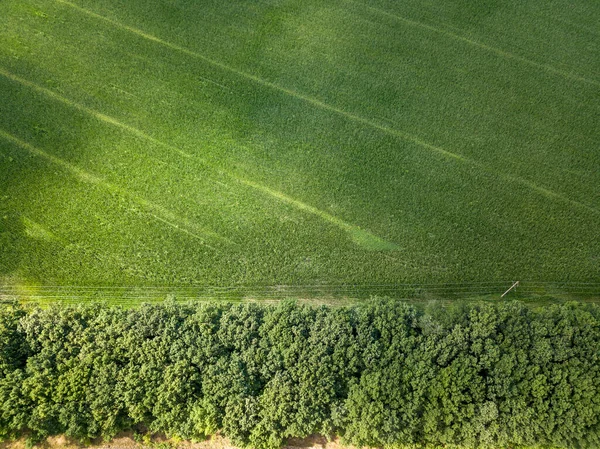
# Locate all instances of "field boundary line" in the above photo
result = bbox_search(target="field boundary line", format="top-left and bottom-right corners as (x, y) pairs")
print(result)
(50, 2), (600, 216)
(0, 282), (522, 289)
(2, 281), (599, 291)
(5, 280), (600, 288)
(3, 278), (599, 304)
(0, 129), (227, 248)
(348, 0), (600, 88)
(3, 289), (599, 301)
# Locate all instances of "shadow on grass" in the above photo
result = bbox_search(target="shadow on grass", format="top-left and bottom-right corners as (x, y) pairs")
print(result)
(0, 59), (95, 286)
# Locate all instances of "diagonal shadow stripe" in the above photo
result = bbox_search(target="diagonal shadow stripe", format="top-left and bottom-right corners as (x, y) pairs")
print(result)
(0, 129), (228, 249)
(53, 0), (469, 162)
(49, 2), (600, 217)
(0, 69), (399, 250)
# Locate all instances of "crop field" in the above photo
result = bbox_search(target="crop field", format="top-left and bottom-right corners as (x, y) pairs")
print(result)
(0, 0), (599, 302)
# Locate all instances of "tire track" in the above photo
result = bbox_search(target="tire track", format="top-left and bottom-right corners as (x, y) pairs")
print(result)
(49, 1), (600, 216)
(347, 0), (600, 88)
(0, 68), (399, 250)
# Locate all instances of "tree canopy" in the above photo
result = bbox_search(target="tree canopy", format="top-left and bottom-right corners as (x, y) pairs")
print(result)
(0, 299), (598, 448)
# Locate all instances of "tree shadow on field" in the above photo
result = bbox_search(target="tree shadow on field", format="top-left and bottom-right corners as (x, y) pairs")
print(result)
(0, 57), (95, 287)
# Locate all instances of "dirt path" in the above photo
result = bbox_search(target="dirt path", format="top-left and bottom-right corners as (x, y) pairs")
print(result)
(0, 433), (354, 449)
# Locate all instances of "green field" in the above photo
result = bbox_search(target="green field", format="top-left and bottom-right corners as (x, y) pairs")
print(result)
(1, 0), (599, 301)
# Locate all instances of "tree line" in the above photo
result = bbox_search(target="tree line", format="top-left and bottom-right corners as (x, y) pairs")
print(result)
(0, 299), (598, 448)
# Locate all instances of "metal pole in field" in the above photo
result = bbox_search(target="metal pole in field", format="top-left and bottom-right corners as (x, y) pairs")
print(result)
(501, 281), (520, 298)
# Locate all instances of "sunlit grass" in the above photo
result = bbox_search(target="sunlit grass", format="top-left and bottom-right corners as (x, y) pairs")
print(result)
(0, 0), (598, 301)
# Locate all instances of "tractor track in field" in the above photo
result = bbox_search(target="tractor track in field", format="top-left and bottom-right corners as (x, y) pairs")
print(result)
(46, 1), (600, 217)
(347, 0), (600, 88)
(0, 129), (227, 249)
(0, 69), (400, 251)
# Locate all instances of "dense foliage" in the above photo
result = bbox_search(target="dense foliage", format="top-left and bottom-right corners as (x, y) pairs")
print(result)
(0, 300), (599, 448)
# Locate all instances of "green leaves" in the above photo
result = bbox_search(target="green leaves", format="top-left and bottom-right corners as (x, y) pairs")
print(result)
(0, 300), (598, 448)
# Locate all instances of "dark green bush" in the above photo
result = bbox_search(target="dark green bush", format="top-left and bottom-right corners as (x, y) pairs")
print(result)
(0, 300), (598, 448)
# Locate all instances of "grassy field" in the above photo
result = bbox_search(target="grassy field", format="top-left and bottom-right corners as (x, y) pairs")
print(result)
(0, 0), (599, 301)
